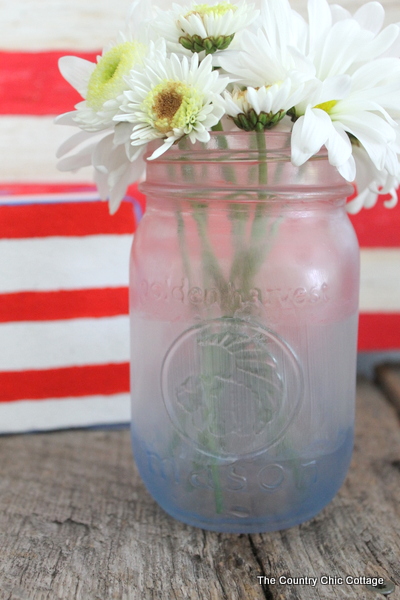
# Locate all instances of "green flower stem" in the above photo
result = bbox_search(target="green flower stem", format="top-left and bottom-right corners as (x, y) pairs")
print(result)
(176, 206), (193, 286)
(192, 206), (227, 513)
(244, 155), (284, 289)
(256, 130), (268, 193)
(209, 462), (224, 513)
(174, 199), (225, 513)
(211, 121), (224, 132)
(251, 130), (268, 239)
(214, 129), (237, 185)
(192, 202), (230, 309)
(174, 132), (283, 516)
(201, 347), (225, 514)
(189, 133), (238, 514)
(212, 133), (255, 291)
(241, 217), (282, 294)
(178, 153), (229, 514)
(228, 203), (250, 285)
(238, 131), (271, 292)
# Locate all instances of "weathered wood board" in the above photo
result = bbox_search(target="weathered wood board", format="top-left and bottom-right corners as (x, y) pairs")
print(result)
(0, 376), (399, 599)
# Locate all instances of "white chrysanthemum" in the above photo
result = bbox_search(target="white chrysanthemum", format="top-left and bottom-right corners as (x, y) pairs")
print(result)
(56, 120), (146, 214)
(304, 0), (400, 79)
(55, 31), (152, 213)
(222, 78), (306, 131)
(291, 55), (400, 182)
(281, 0), (400, 185)
(152, 0), (258, 56)
(115, 50), (228, 159)
(217, 1), (314, 86)
(56, 81), (147, 215)
(59, 37), (147, 132)
(346, 144), (400, 213)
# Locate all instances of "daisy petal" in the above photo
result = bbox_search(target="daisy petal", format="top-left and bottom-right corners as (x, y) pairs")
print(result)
(337, 155), (356, 181)
(383, 193), (398, 209)
(148, 138), (176, 160)
(92, 133), (115, 171)
(57, 147), (93, 171)
(56, 130), (97, 158)
(58, 56), (95, 98)
(353, 2), (384, 34)
(291, 107), (332, 165)
(325, 123), (352, 167)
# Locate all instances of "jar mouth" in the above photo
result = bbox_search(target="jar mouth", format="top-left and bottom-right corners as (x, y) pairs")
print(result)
(145, 130), (329, 163)
(142, 130), (353, 201)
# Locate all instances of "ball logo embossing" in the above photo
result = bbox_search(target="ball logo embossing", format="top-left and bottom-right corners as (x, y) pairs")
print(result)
(161, 318), (303, 458)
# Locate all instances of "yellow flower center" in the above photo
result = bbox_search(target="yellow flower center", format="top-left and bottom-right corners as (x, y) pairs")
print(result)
(86, 41), (146, 111)
(144, 80), (203, 134)
(314, 100), (338, 114)
(184, 2), (237, 19)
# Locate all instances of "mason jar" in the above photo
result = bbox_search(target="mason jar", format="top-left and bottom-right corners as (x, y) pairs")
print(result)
(129, 131), (359, 533)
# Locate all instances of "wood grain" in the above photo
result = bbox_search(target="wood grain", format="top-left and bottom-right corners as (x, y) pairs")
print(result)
(250, 377), (400, 599)
(0, 377), (399, 599)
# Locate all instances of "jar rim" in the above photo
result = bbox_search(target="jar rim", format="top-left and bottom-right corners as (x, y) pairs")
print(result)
(145, 130), (328, 163)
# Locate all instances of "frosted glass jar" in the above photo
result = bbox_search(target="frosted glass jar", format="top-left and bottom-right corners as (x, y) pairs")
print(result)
(129, 132), (359, 533)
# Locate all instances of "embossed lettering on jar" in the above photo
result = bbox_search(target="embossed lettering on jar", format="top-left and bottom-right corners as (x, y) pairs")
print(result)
(129, 132), (359, 533)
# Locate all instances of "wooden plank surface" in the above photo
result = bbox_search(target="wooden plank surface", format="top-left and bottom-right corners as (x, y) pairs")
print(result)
(0, 376), (399, 600)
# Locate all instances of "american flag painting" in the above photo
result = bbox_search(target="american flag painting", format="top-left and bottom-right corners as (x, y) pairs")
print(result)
(0, 182), (145, 433)
(1, 0), (400, 434)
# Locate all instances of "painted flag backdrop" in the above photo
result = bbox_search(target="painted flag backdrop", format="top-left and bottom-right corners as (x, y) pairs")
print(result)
(1, 0), (400, 434)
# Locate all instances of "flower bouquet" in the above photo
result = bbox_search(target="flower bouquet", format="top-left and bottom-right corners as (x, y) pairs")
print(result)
(57, 0), (400, 532)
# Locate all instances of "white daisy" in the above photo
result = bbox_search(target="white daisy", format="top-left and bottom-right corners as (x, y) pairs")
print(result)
(58, 36), (147, 132)
(115, 49), (228, 160)
(305, 0), (400, 79)
(217, 0), (314, 87)
(291, 60), (400, 182)
(56, 121), (146, 214)
(222, 78), (306, 131)
(55, 30), (152, 213)
(152, 0), (258, 56)
(283, 0), (400, 184)
(346, 144), (400, 214)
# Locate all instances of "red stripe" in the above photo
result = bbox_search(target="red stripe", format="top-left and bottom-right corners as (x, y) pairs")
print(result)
(349, 192), (400, 248)
(0, 288), (129, 323)
(0, 51), (98, 115)
(0, 200), (137, 238)
(0, 363), (130, 402)
(0, 183), (96, 195)
(358, 313), (400, 351)
(0, 182), (145, 204)
(0, 183), (146, 236)
(2, 185), (397, 246)
(0, 316), (397, 403)
(2, 291), (399, 349)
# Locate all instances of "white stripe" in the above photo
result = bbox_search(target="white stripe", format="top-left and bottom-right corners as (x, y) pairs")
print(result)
(0, 192), (100, 206)
(0, 117), (93, 182)
(0, 394), (130, 434)
(0, 0), (133, 50)
(1, 238), (399, 310)
(0, 316), (129, 371)
(0, 235), (132, 293)
(1, 0), (399, 51)
(360, 249), (400, 312)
